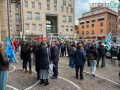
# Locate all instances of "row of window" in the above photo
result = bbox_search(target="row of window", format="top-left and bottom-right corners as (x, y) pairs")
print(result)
(82, 29), (103, 35)
(63, 16), (72, 22)
(84, 9), (103, 17)
(80, 15), (105, 24)
(108, 15), (117, 22)
(80, 15), (117, 25)
(25, 24), (42, 31)
(61, 25), (73, 31)
(34, 0), (72, 6)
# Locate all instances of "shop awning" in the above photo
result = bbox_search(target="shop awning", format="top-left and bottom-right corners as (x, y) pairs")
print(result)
(86, 36), (106, 38)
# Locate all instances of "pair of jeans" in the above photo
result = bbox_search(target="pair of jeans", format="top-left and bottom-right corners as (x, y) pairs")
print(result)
(70, 56), (75, 68)
(75, 65), (84, 78)
(25, 58), (32, 70)
(53, 62), (58, 77)
(89, 60), (97, 74)
(23, 58), (26, 69)
(97, 56), (105, 67)
(0, 70), (8, 90)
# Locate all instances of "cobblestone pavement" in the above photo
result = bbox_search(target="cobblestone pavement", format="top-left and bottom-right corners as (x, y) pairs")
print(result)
(6, 53), (120, 90)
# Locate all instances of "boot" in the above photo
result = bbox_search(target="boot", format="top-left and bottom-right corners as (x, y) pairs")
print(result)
(40, 79), (45, 84)
(29, 70), (33, 74)
(45, 79), (49, 86)
(25, 69), (28, 73)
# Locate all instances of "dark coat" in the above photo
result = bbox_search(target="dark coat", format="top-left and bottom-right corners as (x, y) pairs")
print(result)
(24, 48), (32, 59)
(89, 47), (98, 60)
(97, 45), (108, 56)
(38, 45), (49, 70)
(56, 43), (60, 50)
(50, 45), (59, 62)
(35, 48), (39, 72)
(110, 46), (117, 56)
(74, 49), (86, 66)
(61, 43), (65, 52)
(32, 44), (36, 54)
(21, 44), (25, 59)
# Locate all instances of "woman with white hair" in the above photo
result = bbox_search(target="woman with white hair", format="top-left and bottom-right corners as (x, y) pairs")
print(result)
(0, 41), (9, 90)
(38, 40), (50, 86)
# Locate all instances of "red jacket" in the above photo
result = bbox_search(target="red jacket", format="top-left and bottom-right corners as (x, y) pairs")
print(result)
(14, 41), (18, 47)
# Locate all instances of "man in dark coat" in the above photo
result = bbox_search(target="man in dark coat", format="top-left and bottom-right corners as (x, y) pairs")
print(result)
(51, 42), (59, 79)
(60, 42), (65, 57)
(97, 43), (108, 68)
(21, 41), (26, 70)
(110, 44), (117, 62)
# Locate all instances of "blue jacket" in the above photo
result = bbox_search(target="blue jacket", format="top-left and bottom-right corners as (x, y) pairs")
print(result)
(74, 49), (86, 66)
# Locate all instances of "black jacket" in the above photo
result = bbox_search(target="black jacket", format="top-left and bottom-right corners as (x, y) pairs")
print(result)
(21, 44), (25, 59)
(89, 47), (98, 60)
(97, 45), (108, 56)
(38, 45), (49, 70)
(51, 46), (59, 62)
(110, 46), (117, 56)
(32, 44), (36, 54)
(24, 48), (32, 59)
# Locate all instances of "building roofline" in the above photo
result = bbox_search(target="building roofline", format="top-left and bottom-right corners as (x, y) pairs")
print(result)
(78, 12), (118, 20)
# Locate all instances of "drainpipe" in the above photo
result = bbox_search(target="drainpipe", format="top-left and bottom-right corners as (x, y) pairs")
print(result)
(7, 0), (10, 39)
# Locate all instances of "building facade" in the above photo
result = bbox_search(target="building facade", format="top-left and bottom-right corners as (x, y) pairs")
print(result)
(118, 0), (120, 41)
(74, 25), (79, 39)
(9, 0), (74, 41)
(78, 6), (118, 41)
(0, 0), (9, 46)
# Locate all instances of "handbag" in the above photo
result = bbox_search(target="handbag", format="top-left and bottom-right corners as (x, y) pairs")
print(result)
(47, 48), (54, 72)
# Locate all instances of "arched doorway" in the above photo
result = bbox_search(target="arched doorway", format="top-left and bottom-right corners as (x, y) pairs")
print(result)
(46, 19), (53, 35)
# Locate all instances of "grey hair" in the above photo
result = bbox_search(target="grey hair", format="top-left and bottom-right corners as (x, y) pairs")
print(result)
(0, 41), (4, 48)
(41, 40), (46, 45)
(51, 42), (55, 45)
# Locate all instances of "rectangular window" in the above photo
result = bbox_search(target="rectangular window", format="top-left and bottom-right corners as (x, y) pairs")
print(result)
(116, 24), (117, 28)
(86, 31), (89, 34)
(82, 25), (84, 29)
(116, 18), (117, 22)
(27, 12), (32, 20)
(68, 0), (72, 6)
(63, 16), (66, 22)
(110, 16), (111, 19)
(94, 9), (103, 14)
(91, 17), (95, 22)
(39, 24), (42, 30)
(80, 20), (84, 24)
(68, 16), (72, 22)
(26, 24), (29, 30)
(100, 29), (103, 33)
(61, 25), (64, 31)
(71, 8), (73, 13)
(47, 4), (50, 10)
(98, 15), (104, 21)
(66, 26), (68, 31)
(112, 23), (114, 27)
(16, 4), (18, 10)
(36, 13), (40, 20)
(100, 22), (103, 26)
(16, 25), (20, 30)
(70, 26), (73, 31)
(84, 12), (91, 17)
(32, 24), (36, 30)
(32, 2), (35, 8)
(46, 0), (50, 3)
(61, 7), (63, 12)
(86, 25), (89, 28)
(92, 24), (94, 27)
(25, 1), (28, 7)
(112, 30), (114, 33)
(63, 0), (66, 6)
(82, 31), (84, 35)
(54, 0), (57, 4)
(91, 30), (94, 34)
(108, 15), (109, 20)
(86, 19), (90, 23)
(118, 30), (120, 33)
(16, 14), (19, 21)
(66, 7), (68, 13)
(54, 5), (57, 11)
(38, 3), (41, 9)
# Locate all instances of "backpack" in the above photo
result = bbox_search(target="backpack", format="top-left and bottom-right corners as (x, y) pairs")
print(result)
(88, 53), (94, 60)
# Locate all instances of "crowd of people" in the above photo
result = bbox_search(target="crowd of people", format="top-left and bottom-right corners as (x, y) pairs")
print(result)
(0, 39), (120, 90)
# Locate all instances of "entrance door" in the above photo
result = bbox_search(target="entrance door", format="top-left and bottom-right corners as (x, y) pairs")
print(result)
(46, 19), (53, 35)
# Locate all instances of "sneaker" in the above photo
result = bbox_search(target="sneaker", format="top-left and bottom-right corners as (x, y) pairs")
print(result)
(51, 76), (57, 79)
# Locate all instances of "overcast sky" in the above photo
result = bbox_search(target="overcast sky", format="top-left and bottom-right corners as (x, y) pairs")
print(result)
(75, 0), (119, 25)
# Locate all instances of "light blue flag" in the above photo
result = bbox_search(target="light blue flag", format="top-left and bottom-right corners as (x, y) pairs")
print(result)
(105, 32), (112, 50)
(6, 37), (18, 63)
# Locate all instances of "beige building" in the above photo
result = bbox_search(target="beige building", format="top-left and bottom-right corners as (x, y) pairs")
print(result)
(9, 0), (75, 41)
(0, 0), (9, 46)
